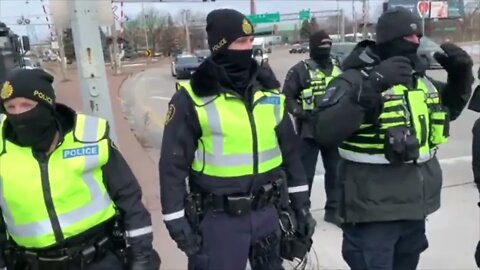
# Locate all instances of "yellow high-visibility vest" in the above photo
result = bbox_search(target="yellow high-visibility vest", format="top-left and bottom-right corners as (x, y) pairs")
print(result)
(339, 77), (449, 164)
(179, 82), (284, 177)
(0, 113), (116, 248)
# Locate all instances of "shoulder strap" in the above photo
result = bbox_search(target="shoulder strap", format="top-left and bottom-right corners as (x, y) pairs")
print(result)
(73, 114), (108, 143)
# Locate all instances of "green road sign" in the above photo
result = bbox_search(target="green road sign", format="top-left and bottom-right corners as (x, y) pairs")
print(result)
(247, 12), (280, 24)
(299, 9), (311, 21)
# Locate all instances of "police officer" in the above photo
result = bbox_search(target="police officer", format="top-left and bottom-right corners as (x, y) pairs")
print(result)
(0, 69), (160, 270)
(312, 7), (473, 269)
(282, 30), (342, 225)
(159, 9), (315, 270)
(468, 66), (480, 269)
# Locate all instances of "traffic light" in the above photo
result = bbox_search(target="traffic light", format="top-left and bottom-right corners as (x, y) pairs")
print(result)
(106, 37), (113, 45)
(117, 36), (124, 44)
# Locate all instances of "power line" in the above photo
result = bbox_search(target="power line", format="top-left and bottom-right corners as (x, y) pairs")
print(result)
(113, 0), (384, 2)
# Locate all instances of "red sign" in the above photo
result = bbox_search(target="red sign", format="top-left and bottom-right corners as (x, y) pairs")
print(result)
(417, 1), (430, 17)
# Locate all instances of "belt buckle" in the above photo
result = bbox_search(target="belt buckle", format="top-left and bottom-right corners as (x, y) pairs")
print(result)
(225, 194), (253, 216)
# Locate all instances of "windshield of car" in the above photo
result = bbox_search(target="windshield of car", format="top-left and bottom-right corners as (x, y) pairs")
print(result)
(195, 50), (210, 57)
(419, 36), (440, 49)
(176, 57), (198, 65)
(0, 36), (11, 50)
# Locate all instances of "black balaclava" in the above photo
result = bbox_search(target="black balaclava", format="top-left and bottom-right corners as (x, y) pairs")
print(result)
(0, 69), (58, 152)
(309, 30), (333, 66)
(206, 9), (255, 92)
(375, 7), (423, 65)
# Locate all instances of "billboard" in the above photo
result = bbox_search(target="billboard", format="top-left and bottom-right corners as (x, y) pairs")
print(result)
(387, 0), (464, 18)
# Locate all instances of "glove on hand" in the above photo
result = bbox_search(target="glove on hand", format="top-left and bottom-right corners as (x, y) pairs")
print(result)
(128, 248), (161, 270)
(434, 43), (473, 73)
(294, 208), (316, 240)
(370, 56), (413, 91)
(165, 217), (201, 256)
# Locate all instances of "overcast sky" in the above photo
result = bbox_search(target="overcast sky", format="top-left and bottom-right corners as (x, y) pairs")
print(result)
(0, 0), (386, 42)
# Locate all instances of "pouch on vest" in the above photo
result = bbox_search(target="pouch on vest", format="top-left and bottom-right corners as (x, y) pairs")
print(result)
(301, 89), (314, 110)
(384, 126), (420, 165)
(429, 108), (449, 145)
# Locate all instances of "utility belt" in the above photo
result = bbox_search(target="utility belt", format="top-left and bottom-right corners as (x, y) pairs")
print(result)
(204, 177), (285, 216)
(186, 177), (287, 228)
(4, 236), (113, 270)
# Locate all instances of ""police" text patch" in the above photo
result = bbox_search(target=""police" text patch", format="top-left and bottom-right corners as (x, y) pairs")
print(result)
(63, 145), (99, 159)
(259, 96), (280, 105)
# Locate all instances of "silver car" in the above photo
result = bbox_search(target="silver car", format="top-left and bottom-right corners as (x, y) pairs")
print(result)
(331, 37), (444, 70)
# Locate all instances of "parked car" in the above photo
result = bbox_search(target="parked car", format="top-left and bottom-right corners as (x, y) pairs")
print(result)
(21, 57), (41, 70)
(330, 36), (443, 70)
(289, 44), (306, 54)
(194, 49), (211, 61)
(171, 55), (201, 79)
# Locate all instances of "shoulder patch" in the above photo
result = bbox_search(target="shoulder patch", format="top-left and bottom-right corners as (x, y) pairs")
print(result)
(165, 104), (175, 125)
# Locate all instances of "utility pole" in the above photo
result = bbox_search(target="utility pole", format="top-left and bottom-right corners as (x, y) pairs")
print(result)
(56, 28), (68, 81)
(111, 22), (121, 74)
(141, 2), (149, 51)
(362, 0), (368, 39)
(250, 0), (256, 15)
(183, 10), (191, 54)
(69, 0), (118, 143)
(340, 9), (345, 42)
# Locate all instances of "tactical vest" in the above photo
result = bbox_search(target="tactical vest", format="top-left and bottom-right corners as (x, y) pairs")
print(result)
(179, 82), (284, 177)
(339, 77), (449, 164)
(301, 59), (342, 110)
(0, 114), (116, 248)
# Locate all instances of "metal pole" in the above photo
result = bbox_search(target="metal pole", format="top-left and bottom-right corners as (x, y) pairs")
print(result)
(184, 10), (191, 54)
(142, 2), (149, 50)
(56, 27), (68, 81)
(362, 0), (367, 39)
(340, 9), (345, 42)
(422, 16), (426, 36)
(111, 23), (120, 74)
(69, 0), (118, 143)
(250, 0), (256, 15)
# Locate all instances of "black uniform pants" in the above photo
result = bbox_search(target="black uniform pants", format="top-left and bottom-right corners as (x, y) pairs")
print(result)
(342, 220), (429, 270)
(300, 138), (340, 213)
(188, 205), (283, 270)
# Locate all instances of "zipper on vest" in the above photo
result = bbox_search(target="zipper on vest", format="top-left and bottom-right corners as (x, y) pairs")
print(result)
(36, 153), (64, 243)
(245, 103), (259, 174)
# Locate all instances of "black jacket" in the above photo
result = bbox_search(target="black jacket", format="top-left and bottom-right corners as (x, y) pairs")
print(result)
(282, 59), (335, 138)
(1, 104), (153, 257)
(312, 40), (473, 223)
(159, 58), (310, 220)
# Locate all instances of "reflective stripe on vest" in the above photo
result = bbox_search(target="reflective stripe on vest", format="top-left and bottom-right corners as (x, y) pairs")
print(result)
(178, 82), (284, 177)
(301, 61), (342, 110)
(339, 77), (445, 164)
(0, 114), (116, 248)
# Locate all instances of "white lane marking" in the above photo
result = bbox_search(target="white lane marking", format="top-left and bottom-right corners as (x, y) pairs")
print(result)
(151, 96), (171, 101)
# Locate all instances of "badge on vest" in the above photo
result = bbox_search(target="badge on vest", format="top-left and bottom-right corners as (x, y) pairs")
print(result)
(63, 145), (99, 159)
(259, 96), (280, 105)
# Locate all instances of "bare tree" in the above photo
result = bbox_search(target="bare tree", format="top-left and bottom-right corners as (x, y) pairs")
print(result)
(140, 7), (169, 52)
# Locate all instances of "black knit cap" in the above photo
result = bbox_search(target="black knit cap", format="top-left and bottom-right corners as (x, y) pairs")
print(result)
(309, 30), (332, 49)
(0, 69), (56, 108)
(376, 7), (422, 45)
(206, 9), (254, 54)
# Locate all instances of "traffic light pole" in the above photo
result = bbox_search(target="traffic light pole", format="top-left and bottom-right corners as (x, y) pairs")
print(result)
(69, 0), (118, 143)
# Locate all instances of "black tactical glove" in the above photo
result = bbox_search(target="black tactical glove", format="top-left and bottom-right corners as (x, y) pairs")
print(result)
(369, 56), (413, 91)
(434, 43), (473, 74)
(165, 217), (201, 256)
(294, 208), (316, 240)
(476, 240), (480, 268)
(128, 249), (161, 270)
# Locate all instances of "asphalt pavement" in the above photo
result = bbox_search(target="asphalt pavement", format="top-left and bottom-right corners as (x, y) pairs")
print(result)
(120, 46), (480, 269)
